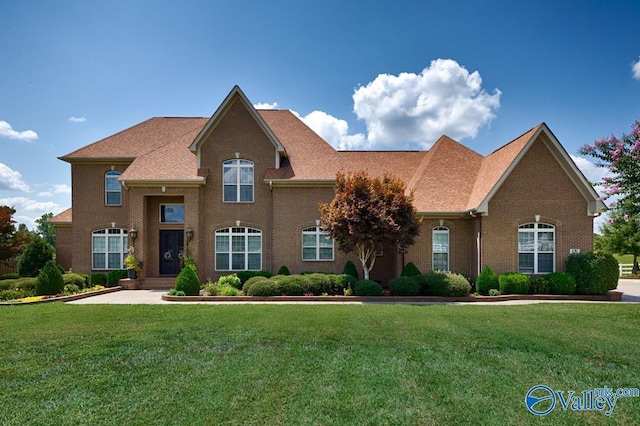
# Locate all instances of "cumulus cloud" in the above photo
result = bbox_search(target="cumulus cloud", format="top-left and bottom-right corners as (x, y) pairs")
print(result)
(38, 184), (71, 197)
(352, 59), (501, 149)
(254, 102), (278, 110)
(299, 110), (367, 150)
(632, 57), (640, 80)
(69, 116), (87, 123)
(0, 163), (30, 191)
(0, 196), (60, 213)
(0, 120), (38, 141)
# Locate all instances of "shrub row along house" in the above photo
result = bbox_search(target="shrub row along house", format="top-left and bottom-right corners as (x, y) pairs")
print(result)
(51, 86), (604, 288)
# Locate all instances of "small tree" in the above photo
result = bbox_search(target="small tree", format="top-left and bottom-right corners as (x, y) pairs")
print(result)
(597, 210), (640, 275)
(36, 260), (64, 296)
(35, 213), (56, 247)
(320, 171), (420, 280)
(17, 238), (55, 277)
(0, 206), (18, 261)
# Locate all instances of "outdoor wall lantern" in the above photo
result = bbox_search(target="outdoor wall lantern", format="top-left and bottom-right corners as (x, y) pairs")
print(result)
(129, 228), (138, 242)
(186, 227), (194, 242)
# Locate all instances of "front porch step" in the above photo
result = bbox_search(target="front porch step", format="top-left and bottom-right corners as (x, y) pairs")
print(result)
(138, 277), (176, 290)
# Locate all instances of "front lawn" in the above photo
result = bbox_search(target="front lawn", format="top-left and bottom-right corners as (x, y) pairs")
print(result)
(1, 303), (639, 424)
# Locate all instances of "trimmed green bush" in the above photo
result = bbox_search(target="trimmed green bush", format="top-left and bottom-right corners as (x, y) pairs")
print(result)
(498, 273), (530, 295)
(90, 273), (107, 286)
(0, 273), (19, 280)
(17, 239), (55, 277)
(419, 271), (448, 296)
(174, 266), (200, 296)
(401, 262), (421, 277)
(236, 270), (272, 284)
(245, 279), (281, 296)
(218, 274), (242, 290)
(63, 273), (87, 289)
(275, 275), (307, 296)
(329, 274), (356, 295)
(36, 261), (64, 296)
(343, 260), (359, 280)
(0, 289), (21, 301)
(476, 266), (499, 295)
(389, 276), (420, 296)
(354, 279), (383, 296)
(489, 289), (501, 296)
(242, 275), (269, 295)
(62, 284), (81, 296)
(566, 252), (619, 294)
(304, 273), (332, 295)
(547, 272), (576, 295)
(528, 275), (550, 294)
(277, 265), (290, 275)
(444, 273), (472, 296)
(11, 277), (37, 296)
(107, 270), (128, 287)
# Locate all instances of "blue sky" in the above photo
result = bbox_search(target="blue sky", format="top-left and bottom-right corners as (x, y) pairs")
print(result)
(1, 0), (639, 230)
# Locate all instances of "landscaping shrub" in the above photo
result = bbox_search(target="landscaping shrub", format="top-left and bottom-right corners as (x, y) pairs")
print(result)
(205, 280), (242, 296)
(444, 273), (472, 296)
(0, 289), (21, 301)
(528, 275), (550, 294)
(63, 273), (87, 289)
(236, 270), (272, 284)
(547, 272), (576, 295)
(329, 274), (357, 295)
(181, 257), (197, 273)
(245, 279), (281, 296)
(389, 276), (420, 296)
(90, 273), (107, 286)
(304, 273), (332, 295)
(62, 284), (81, 296)
(401, 262), (421, 277)
(420, 271), (448, 296)
(276, 275), (307, 296)
(107, 270), (128, 287)
(277, 265), (290, 275)
(12, 277), (37, 296)
(242, 275), (269, 295)
(489, 289), (501, 296)
(343, 260), (359, 280)
(174, 266), (200, 296)
(218, 274), (242, 290)
(36, 261), (64, 296)
(167, 289), (185, 296)
(1, 273), (19, 280)
(498, 273), (530, 294)
(17, 239), (54, 277)
(354, 279), (383, 296)
(566, 252), (619, 294)
(476, 266), (499, 295)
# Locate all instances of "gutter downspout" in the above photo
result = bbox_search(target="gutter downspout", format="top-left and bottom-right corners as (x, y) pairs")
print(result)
(269, 180), (274, 273)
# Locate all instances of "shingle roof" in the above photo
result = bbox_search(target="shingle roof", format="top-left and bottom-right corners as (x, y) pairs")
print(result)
(49, 207), (72, 224)
(59, 98), (595, 214)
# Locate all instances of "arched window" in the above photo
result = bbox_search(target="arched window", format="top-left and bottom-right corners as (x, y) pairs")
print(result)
(432, 226), (449, 271)
(518, 223), (555, 274)
(105, 171), (122, 205)
(223, 159), (254, 202)
(92, 228), (128, 270)
(302, 226), (334, 261)
(215, 227), (261, 270)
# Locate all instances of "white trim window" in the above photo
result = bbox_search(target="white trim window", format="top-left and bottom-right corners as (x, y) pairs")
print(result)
(105, 171), (122, 205)
(432, 226), (449, 271)
(215, 227), (261, 270)
(223, 159), (254, 202)
(92, 228), (128, 270)
(518, 223), (555, 274)
(302, 226), (334, 261)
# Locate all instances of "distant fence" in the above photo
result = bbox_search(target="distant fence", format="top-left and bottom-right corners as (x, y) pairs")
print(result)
(619, 263), (635, 276)
(0, 261), (18, 276)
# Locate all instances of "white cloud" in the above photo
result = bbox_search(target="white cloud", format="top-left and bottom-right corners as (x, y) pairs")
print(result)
(0, 163), (30, 191)
(632, 57), (640, 80)
(352, 59), (501, 149)
(570, 154), (611, 185)
(38, 184), (71, 197)
(0, 196), (60, 213)
(299, 110), (367, 150)
(69, 116), (87, 123)
(0, 120), (38, 141)
(254, 102), (278, 110)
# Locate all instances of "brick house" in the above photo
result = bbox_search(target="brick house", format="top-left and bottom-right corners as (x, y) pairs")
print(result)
(51, 86), (603, 287)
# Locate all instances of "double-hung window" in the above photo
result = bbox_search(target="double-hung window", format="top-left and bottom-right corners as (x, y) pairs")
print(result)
(432, 226), (450, 271)
(215, 227), (261, 270)
(92, 228), (128, 270)
(223, 159), (254, 202)
(518, 223), (555, 274)
(105, 171), (121, 205)
(302, 226), (334, 260)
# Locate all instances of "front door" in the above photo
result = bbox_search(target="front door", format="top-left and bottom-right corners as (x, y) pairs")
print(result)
(159, 230), (184, 275)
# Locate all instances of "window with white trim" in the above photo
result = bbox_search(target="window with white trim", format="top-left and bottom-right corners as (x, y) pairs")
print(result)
(223, 159), (254, 202)
(92, 228), (128, 270)
(518, 223), (555, 274)
(105, 171), (121, 205)
(215, 227), (261, 270)
(432, 226), (449, 271)
(302, 226), (334, 261)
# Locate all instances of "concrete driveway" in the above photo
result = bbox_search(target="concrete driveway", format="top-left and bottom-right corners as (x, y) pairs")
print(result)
(66, 279), (640, 305)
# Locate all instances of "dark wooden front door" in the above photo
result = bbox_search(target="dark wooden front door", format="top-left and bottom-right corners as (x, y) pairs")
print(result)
(159, 230), (184, 275)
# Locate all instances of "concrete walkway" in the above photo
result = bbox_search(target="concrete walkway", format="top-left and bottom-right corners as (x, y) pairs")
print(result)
(66, 279), (640, 305)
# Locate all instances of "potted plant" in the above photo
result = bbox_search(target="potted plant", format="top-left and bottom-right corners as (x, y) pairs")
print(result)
(124, 248), (142, 279)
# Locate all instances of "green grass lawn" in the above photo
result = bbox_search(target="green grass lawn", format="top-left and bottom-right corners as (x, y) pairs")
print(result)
(1, 303), (639, 425)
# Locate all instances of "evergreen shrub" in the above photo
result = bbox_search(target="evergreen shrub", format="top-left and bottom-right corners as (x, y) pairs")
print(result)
(566, 252), (619, 294)
(36, 261), (64, 296)
(174, 266), (200, 296)
(476, 266), (499, 295)
(354, 279), (383, 296)
(389, 276), (420, 296)
(498, 273), (530, 294)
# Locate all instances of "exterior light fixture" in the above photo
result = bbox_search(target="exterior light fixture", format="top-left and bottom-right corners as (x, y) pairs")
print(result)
(129, 228), (138, 242)
(186, 227), (194, 242)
